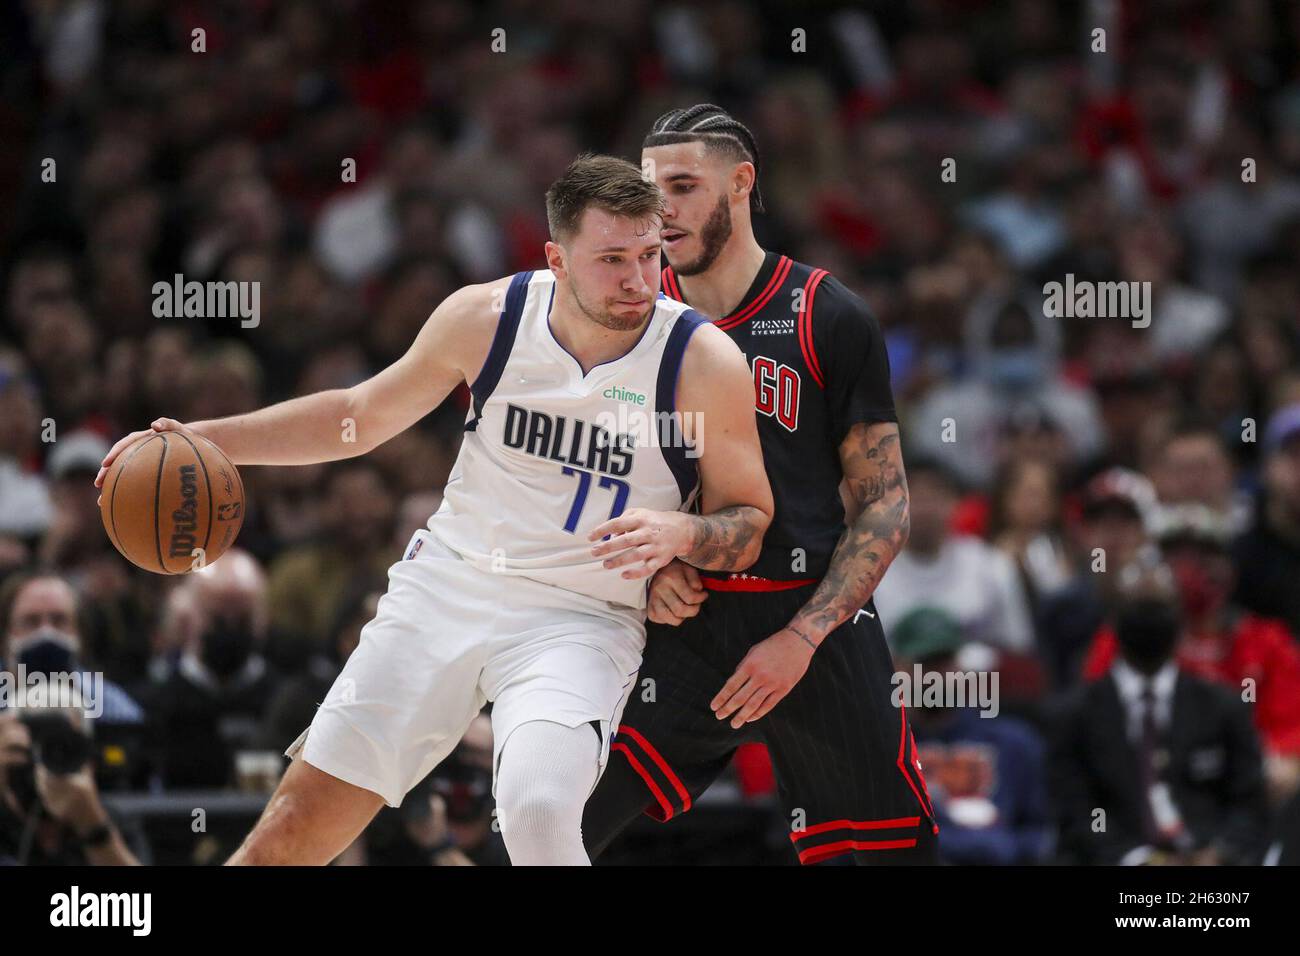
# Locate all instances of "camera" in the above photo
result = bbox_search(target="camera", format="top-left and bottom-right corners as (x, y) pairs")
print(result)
(20, 711), (94, 775)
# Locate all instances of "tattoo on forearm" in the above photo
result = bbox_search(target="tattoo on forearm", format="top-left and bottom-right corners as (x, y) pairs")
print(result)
(792, 424), (909, 643)
(842, 428), (902, 513)
(684, 505), (764, 571)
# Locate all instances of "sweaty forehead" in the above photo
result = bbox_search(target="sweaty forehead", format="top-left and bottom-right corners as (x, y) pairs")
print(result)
(573, 207), (661, 247)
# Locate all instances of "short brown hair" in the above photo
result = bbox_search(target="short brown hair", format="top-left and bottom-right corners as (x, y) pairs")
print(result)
(545, 153), (665, 242)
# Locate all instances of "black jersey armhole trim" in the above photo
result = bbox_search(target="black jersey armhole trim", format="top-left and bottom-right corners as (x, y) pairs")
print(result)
(467, 270), (532, 431)
(656, 309), (707, 504)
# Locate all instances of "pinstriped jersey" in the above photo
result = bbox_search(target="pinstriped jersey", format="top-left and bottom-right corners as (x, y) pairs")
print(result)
(427, 269), (706, 609)
(661, 251), (897, 585)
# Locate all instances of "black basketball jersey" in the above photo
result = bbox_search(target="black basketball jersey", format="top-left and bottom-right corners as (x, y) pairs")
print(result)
(661, 251), (897, 586)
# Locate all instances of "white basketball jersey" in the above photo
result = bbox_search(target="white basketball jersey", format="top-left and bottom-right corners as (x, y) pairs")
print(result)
(426, 269), (707, 608)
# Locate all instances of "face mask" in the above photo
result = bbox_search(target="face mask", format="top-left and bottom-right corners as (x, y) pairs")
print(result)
(1115, 598), (1181, 673)
(432, 756), (493, 822)
(986, 348), (1046, 391)
(12, 628), (80, 675)
(201, 617), (255, 679)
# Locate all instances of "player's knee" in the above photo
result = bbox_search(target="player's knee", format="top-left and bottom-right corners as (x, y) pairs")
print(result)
(494, 721), (600, 863)
(498, 779), (582, 839)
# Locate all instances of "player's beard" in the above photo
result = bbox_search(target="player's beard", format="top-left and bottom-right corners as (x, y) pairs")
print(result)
(670, 194), (733, 277)
(570, 277), (654, 332)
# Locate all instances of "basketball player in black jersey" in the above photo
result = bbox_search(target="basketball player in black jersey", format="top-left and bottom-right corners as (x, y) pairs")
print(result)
(582, 105), (939, 865)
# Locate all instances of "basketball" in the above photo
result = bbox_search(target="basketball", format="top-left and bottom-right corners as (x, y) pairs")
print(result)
(98, 431), (245, 574)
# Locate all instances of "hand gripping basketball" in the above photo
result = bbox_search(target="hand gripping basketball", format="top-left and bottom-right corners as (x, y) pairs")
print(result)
(95, 419), (245, 574)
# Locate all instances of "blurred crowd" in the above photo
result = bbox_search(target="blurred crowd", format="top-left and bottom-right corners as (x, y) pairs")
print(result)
(4, 0), (1300, 864)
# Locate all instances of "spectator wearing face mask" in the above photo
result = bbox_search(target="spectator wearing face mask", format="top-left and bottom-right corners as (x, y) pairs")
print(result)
(144, 549), (279, 789)
(1037, 468), (1156, 689)
(0, 571), (146, 789)
(1049, 564), (1267, 865)
(1080, 505), (1300, 801)
(910, 300), (1104, 489)
(0, 572), (146, 866)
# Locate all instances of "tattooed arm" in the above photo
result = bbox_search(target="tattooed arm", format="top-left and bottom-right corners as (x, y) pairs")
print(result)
(676, 505), (766, 569)
(710, 421), (908, 728)
(589, 502), (771, 577)
(710, 277), (909, 728)
(788, 422), (909, 646)
(590, 322), (773, 578)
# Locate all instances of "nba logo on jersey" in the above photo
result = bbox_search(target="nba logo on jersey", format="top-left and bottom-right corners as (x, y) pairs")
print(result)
(426, 270), (709, 609)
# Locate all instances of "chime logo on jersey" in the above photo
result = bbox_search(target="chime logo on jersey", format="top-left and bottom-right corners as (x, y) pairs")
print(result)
(752, 356), (801, 432)
(503, 403), (634, 476)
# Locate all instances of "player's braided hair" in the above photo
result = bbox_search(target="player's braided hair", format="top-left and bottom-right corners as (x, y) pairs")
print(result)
(643, 104), (765, 214)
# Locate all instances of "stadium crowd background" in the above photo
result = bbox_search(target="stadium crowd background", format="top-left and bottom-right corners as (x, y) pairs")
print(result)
(3, 0), (1300, 865)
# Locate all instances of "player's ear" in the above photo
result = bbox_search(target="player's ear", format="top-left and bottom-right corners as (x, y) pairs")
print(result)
(544, 240), (567, 279)
(732, 162), (755, 205)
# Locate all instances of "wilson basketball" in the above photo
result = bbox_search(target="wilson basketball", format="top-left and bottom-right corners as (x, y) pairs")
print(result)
(99, 431), (245, 574)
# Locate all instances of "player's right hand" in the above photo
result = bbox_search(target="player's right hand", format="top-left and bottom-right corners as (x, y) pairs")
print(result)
(647, 559), (708, 626)
(93, 418), (191, 500)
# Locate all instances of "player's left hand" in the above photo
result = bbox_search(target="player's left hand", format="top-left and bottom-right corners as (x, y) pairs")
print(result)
(589, 509), (692, 580)
(647, 560), (708, 625)
(711, 629), (815, 729)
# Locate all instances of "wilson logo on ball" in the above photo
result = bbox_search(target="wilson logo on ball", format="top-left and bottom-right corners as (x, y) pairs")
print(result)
(168, 465), (200, 558)
(100, 431), (245, 574)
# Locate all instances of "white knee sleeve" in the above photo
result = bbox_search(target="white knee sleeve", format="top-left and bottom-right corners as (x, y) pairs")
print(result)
(495, 720), (601, 866)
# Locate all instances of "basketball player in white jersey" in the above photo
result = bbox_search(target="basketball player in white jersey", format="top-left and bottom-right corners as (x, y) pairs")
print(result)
(94, 155), (773, 865)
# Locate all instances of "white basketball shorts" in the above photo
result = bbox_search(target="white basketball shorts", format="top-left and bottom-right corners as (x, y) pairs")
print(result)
(285, 528), (644, 807)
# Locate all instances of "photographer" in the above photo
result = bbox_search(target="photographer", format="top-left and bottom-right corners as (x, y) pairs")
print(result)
(0, 706), (138, 865)
(0, 571), (147, 790)
(352, 712), (507, 866)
